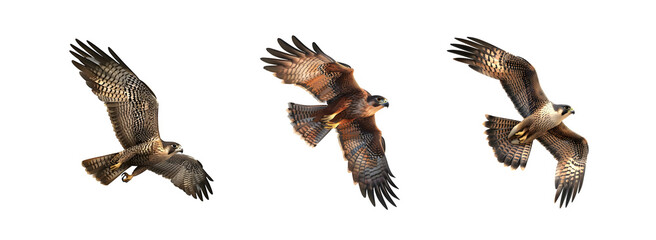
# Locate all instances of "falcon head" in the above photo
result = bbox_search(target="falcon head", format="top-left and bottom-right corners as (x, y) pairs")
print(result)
(555, 104), (575, 116)
(164, 141), (184, 155)
(368, 95), (389, 108)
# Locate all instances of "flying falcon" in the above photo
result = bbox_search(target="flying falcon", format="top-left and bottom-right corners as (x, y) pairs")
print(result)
(262, 36), (398, 209)
(448, 37), (588, 207)
(71, 40), (213, 201)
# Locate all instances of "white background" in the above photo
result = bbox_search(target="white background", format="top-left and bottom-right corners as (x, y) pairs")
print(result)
(1, 0), (654, 239)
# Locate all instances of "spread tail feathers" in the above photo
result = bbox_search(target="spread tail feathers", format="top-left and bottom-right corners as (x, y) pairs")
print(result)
(483, 114), (533, 170)
(82, 153), (130, 185)
(288, 102), (331, 147)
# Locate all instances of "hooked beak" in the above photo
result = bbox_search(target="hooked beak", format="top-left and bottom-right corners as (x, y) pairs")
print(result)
(570, 109), (575, 114)
(180, 148), (184, 153)
(383, 102), (389, 108)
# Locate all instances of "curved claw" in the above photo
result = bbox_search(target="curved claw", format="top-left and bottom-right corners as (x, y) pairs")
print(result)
(323, 121), (340, 129)
(519, 135), (528, 143)
(320, 113), (337, 122)
(121, 173), (133, 183)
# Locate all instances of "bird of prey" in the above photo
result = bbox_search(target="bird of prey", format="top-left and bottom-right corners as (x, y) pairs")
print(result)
(71, 40), (213, 201)
(262, 36), (398, 209)
(449, 37), (588, 207)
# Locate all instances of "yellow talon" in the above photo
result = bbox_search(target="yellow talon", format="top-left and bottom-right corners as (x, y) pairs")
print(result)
(324, 121), (340, 129)
(515, 129), (526, 136)
(519, 135), (528, 143)
(109, 162), (122, 170)
(121, 173), (133, 183)
(321, 113), (337, 122)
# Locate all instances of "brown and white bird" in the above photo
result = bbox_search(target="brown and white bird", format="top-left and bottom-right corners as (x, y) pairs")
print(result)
(262, 36), (398, 209)
(449, 37), (588, 207)
(71, 40), (213, 201)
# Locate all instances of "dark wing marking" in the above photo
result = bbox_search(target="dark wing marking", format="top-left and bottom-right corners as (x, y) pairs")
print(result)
(537, 123), (588, 207)
(147, 154), (214, 201)
(71, 40), (160, 148)
(262, 36), (361, 102)
(449, 37), (549, 118)
(336, 115), (398, 209)
(483, 115), (533, 169)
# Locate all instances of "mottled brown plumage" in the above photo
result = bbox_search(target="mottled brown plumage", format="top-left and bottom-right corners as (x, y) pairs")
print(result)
(450, 37), (548, 118)
(263, 36), (397, 209)
(72, 40), (213, 201)
(450, 37), (588, 207)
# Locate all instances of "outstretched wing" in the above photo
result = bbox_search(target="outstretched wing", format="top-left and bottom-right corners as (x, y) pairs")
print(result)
(262, 36), (361, 102)
(336, 115), (398, 209)
(147, 154), (214, 201)
(537, 123), (588, 207)
(70, 40), (160, 148)
(449, 37), (549, 118)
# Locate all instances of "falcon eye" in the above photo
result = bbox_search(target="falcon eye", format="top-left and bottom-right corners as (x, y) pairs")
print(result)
(171, 144), (177, 148)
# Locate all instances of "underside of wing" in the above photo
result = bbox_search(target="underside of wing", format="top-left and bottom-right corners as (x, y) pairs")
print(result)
(71, 40), (160, 148)
(262, 36), (361, 102)
(336, 115), (398, 209)
(537, 123), (588, 207)
(449, 37), (549, 118)
(147, 154), (214, 201)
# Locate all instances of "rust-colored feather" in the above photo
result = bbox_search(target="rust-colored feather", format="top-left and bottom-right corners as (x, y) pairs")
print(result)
(262, 36), (360, 102)
(264, 37), (395, 208)
(337, 116), (397, 209)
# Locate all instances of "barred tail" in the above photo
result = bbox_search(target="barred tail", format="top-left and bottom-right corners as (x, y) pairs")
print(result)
(483, 114), (533, 170)
(287, 102), (331, 147)
(82, 153), (129, 185)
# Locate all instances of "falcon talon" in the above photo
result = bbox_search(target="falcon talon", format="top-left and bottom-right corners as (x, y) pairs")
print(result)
(519, 135), (528, 143)
(121, 173), (132, 183)
(109, 162), (122, 171)
(321, 113), (337, 122)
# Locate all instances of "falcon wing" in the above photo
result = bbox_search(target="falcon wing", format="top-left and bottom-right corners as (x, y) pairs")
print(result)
(71, 40), (160, 148)
(147, 154), (214, 201)
(336, 116), (398, 209)
(449, 37), (549, 118)
(537, 123), (588, 207)
(262, 36), (361, 102)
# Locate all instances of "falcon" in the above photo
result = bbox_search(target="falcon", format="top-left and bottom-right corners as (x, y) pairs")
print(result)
(71, 40), (213, 201)
(262, 36), (398, 209)
(448, 37), (588, 207)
